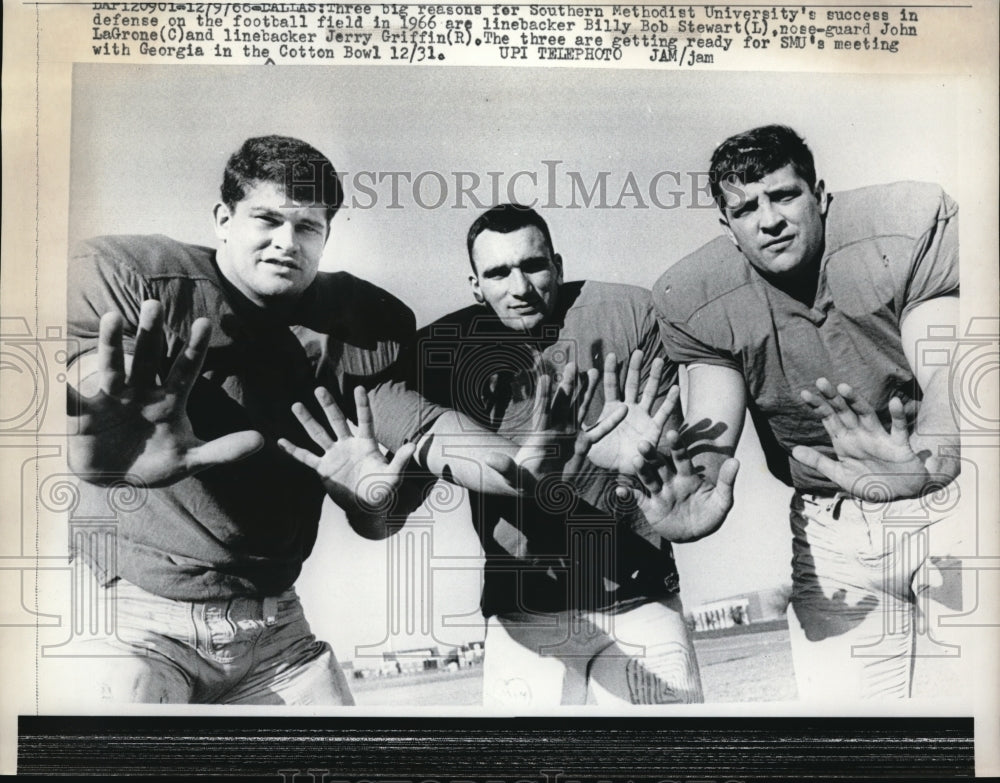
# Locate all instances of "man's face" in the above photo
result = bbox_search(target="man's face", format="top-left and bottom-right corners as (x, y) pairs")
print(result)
(213, 180), (329, 308)
(720, 163), (828, 279)
(470, 226), (562, 332)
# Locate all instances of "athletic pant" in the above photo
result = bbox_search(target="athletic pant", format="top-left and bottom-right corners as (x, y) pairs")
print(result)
(482, 595), (702, 706)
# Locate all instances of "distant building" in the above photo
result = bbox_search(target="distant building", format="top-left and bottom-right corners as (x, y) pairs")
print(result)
(383, 646), (442, 674)
(350, 640), (486, 679)
(687, 586), (791, 634)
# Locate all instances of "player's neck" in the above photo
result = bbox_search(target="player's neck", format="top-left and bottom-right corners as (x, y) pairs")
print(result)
(764, 255), (822, 308)
(214, 251), (304, 324)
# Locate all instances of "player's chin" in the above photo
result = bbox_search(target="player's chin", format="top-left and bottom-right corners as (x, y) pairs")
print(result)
(501, 311), (544, 331)
(257, 272), (306, 294)
(247, 281), (306, 307)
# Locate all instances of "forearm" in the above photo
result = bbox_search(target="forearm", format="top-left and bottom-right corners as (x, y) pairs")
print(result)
(909, 370), (961, 483)
(679, 363), (746, 484)
(414, 411), (522, 496)
(901, 295), (961, 486)
(690, 448), (735, 485)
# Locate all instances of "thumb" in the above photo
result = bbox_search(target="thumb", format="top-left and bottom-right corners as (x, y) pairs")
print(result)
(714, 458), (740, 509)
(923, 454), (944, 475)
(386, 442), (418, 476)
(484, 451), (518, 483)
(485, 451), (535, 494)
(186, 430), (265, 474)
(66, 382), (86, 417)
(614, 484), (641, 506)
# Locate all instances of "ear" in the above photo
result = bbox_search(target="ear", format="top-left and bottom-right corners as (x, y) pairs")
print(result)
(213, 202), (232, 243)
(719, 215), (739, 249)
(814, 179), (829, 216)
(552, 252), (564, 284)
(469, 273), (485, 305)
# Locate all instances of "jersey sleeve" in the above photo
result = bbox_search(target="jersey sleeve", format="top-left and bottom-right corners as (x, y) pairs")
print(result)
(366, 360), (450, 453)
(308, 274), (450, 454)
(652, 291), (741, 372)
(66, 237), (151, 366)
(635, 293), (681, 429)
(901, 187), (959, 319)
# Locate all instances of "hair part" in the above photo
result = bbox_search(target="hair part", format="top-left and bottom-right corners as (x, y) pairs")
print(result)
(709, 125), (817, 211)
(221, 135), (344, 222)
(466, 204), (554, 273)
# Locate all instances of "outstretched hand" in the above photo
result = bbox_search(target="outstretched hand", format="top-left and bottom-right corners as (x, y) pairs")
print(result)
(791, 378), (942, 500)
(67, 300), (264, 487)
(483, 361), (626, 493)
(616, 433), (740, 542)
(278, 386), (417, 515)
(585, 350), (678, 475)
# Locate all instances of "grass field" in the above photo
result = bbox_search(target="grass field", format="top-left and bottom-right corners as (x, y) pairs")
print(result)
(352, 627), (797, 705)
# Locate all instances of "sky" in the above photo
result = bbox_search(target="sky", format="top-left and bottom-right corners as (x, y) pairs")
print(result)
(68, 64), (962, 661)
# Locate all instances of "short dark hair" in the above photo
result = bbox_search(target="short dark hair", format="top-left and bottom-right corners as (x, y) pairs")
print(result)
(466, 204), (555, 273)
(220, 135), (344, 222)
(709, 125), (817, 211)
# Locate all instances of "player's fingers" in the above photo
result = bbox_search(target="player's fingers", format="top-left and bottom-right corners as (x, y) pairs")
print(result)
(814, 376), (838, 399)
(799, 387), (829, 412)
(484, 452), (523, 493)
(188, 430), (266, 473)
(351, 386), (374, 440)
(837, 383), (884, 432)
(666, 429), (693, 478)
(96, 311), (127, 396)
(563, 449), (586, 480)
(128, 300), (165, 389)
(623, 349), (643, 403)
(386, 442), (417, 475)
(712, 457), (740, 510)
(652, 385), (681, 431)
(816, 377), (858, 427)
(557, 361), (578, 399)
(292, 401), (335, 450)
(530, 373), (552, 431)
(165, 318), (212, 403)
(888, 396), (910, 443)
(639, 357), (664, 412)
(791, 444), (843, 483)
(66, 383), (86, 417)
(602, 352), (619, 403)
(275, 437), (321, 472)
(799, 388), (844, 434)
(581, 402), (626, 447)
(549, 362), (578, 429)
(614, 485), (642, 507)
(312, 386), (351, 440)
(634, 444), (664, 494)
(838, 383), (881, 430)
(576, 367), (600, 428)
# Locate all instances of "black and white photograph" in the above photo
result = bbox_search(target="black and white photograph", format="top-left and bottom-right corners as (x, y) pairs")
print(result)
(1, 2), (998, 777)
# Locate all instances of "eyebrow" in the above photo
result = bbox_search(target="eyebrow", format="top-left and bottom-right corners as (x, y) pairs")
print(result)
(481, 255), (549, 272)
(249, 207), (325, 230)
(727, 195), (757, 215)
(248, 206), (282, 218)
(727, 182), (803, 215)
(763, 184), (802, 198)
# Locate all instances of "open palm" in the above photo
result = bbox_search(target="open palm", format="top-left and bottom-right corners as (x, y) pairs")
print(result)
(617, 434), (740, 543)
(484, 362), (626, 493)
(586, 350), (678, 474)
(68, 301), (264, 487)
(792, 378), (939, 500)
(278, 385), (416, 514)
